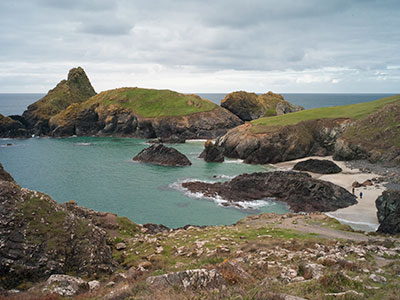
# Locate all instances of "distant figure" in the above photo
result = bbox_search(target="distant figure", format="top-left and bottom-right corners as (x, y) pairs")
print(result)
(352, 187), (355, 195)
(360, 192), (363, 199)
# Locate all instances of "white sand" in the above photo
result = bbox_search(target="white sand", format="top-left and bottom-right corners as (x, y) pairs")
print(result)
(274, 156), (385, 231)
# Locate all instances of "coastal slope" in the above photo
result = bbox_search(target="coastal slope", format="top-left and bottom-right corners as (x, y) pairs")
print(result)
(216, 95), (400, 164)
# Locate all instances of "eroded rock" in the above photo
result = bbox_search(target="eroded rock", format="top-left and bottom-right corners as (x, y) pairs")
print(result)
(133, 144), (192, 167)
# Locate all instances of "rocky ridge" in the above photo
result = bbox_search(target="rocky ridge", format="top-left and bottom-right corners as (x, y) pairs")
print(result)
(182, 171), (357, 212)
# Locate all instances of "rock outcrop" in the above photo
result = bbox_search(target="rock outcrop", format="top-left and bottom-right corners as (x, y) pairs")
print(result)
(0, 164), (116, 289)
(376, 191), (400, 234)
(333, 101), (400, 164)
(49, 87), (242, 139)
(216, 118), (352, 164)
(133, 144), (192, 167)
(293, 159), (342, 174)
(42, 274), (89, 297)
(199, 140), (224, 162)
(0, 113), (28, 138)
(182, 171), (357, 212)
(146, 269), (225, 290)
(221, 91), (303, 121)
(21, 67), (96, 135)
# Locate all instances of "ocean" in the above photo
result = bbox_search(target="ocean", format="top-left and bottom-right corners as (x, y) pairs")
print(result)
(0, 93), (396, 228)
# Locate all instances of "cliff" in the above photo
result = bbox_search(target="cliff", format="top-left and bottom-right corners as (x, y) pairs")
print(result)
(221, 91), (303, 121)
(48, 87), (242, 139)
(0, 113), (28, 138)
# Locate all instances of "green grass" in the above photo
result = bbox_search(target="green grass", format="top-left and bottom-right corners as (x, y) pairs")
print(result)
(252, 94), (400, 130)
(84, 87), (217, 118)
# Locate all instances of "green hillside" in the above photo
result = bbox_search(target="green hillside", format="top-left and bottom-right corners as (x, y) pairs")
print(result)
(252, 94), (400, 131)
(83, 87), (217, 118)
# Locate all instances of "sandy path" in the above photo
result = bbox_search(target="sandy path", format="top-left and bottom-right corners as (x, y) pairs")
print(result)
(274, 156), (385, 232)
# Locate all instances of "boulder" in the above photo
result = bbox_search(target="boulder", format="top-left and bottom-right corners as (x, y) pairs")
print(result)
(143, 223), (170, 234)
(376, 191), (400, 234)
(293, 159), (342, 174)
(221, 91), (303, 121)
(133, 144), (192, 167)
(182, 171), (357, 212)
(43, 274), (89, 297)
(146, 269), (225, 290)
(199, 140), (224, 162)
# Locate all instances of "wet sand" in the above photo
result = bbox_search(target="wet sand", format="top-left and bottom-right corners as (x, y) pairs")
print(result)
(274, 156), (384, 232)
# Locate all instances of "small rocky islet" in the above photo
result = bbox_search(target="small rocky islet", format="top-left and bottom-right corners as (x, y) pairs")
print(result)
(1, 67), (400, 299)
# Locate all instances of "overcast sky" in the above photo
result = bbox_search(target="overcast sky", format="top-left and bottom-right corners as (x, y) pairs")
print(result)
(0, 0), (399, 93)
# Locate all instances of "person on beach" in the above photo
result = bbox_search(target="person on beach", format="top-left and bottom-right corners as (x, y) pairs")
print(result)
(360, 192), (363, 199)
(352, 187), (355, 195)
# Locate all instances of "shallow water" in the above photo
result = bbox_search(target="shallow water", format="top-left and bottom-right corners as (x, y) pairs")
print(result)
(0, 137), (288, 227)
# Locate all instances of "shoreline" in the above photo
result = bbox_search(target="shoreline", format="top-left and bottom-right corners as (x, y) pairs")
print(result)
(274, 156), (385, 232)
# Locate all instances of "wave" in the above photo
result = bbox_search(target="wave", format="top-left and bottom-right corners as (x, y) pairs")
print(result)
(325, 212), (379, 231)
(170, 178), (277, 210)
(74, 142), (91, 146)
(224, 159), (244, 164)
(212, 174), (235, 180)
(185, 139), (209, 143)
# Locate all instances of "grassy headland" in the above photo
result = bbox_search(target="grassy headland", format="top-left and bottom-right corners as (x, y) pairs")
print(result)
(83, 87), (217, 118)
(252, 94), (400, 132)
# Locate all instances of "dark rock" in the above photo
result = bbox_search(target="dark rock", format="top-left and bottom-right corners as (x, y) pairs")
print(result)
(133, 144), (192, 167)
(199, 140), (224, 162)
(0, 163), (15, 182)
(0, 113), (28, 138)
(376, 191), (400, 234)
(182, 171), (357, 212)
(143, 223), (170, 234)
(146, 269), (225, 290)
(0, 168), (116, 289)
(352, 181), (362, 188)
(293, 159), (342, 174)
(362, 179), (373, 186)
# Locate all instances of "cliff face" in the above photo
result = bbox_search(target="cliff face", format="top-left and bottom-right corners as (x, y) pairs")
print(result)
(334, 101), (400, 164)
(216, 118), (352, 164)
(221, 91), (303, 121)
(0, 164), (115, 289)
(22, 67), (96, 135)
(48, 88), (243, 139)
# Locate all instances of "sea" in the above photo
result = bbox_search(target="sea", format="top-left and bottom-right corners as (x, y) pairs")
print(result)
(0, 93), (396, 228)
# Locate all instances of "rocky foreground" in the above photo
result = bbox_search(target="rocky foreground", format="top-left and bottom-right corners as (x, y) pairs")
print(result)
(182, 171), (357, 212)
(1, 165), (400, 299)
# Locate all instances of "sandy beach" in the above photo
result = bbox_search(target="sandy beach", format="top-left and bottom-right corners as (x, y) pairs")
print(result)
(274, 156), (385, 232)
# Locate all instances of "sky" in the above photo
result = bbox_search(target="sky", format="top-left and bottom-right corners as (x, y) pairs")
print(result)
(0, 0), (399, 93)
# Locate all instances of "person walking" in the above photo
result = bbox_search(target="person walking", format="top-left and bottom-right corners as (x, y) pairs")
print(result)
(360, 192), (363, 199)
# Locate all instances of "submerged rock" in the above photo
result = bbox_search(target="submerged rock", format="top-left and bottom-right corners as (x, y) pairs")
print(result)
(133, 144), (192, 167)
(199, 140), (224, 162)
(376, 191), (400, 234)
(293, 159), (342, 174)
(182, 171), (357, 212)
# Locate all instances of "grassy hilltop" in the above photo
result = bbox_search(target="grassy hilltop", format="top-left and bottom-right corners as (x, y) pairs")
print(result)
(252, 94), (400, 132)
(82, 87), (217, 118)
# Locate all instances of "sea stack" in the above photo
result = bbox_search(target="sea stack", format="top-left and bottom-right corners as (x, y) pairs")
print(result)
(133, 144), (192, 167)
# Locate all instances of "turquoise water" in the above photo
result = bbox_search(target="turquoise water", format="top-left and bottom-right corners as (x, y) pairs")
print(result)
(0, 137), (288, 227)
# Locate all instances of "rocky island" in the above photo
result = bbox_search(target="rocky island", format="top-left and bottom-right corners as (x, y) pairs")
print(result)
(133, 144), (192, 167)
(182, 171), (357, 212)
